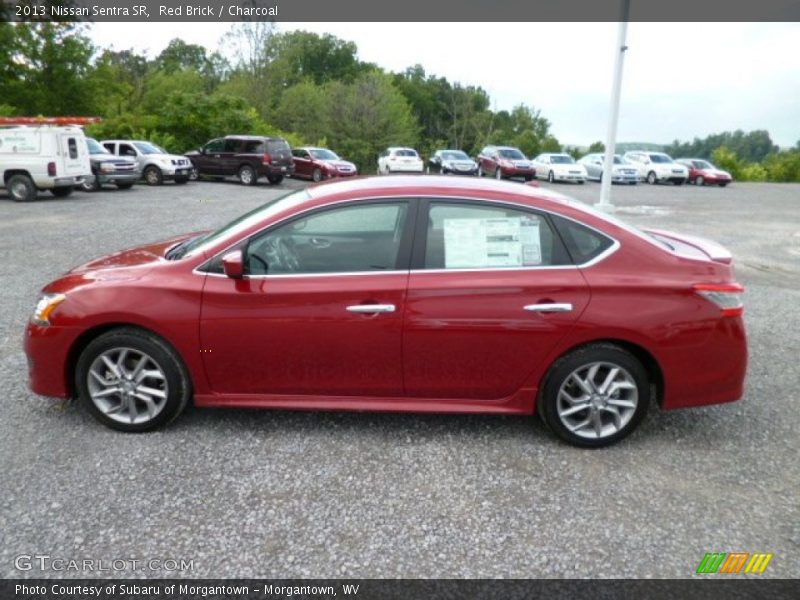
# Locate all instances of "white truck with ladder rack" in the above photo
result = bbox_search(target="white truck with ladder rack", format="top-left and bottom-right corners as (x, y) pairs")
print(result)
(0, 117), (95, 202)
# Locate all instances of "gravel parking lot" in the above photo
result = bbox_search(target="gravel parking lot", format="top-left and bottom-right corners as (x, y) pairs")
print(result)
(1, 177), (798, 578)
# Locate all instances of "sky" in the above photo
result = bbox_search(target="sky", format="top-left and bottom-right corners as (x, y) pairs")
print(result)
(89, 22), (800, 148)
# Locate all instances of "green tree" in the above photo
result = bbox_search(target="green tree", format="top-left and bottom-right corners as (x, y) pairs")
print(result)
(587, 141), (605, 153)
(323, 71), (419, 171)
(273, 81), (328, 145)
(155, 38), (208, 73)
(711, 146), (742, 179)
(4, 22), (97, 115)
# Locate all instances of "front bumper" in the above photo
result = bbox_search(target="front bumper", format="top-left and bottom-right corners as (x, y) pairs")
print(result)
(501, 167), (535, 178)
(97, 172), (140, 185)
(24, 322), (82, 399)
(554, 172), (586, 182)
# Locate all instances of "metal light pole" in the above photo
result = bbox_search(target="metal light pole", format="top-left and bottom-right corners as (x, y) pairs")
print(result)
(597, 0), (631, 211)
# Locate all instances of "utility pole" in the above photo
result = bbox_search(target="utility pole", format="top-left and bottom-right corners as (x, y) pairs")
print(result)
(598, 0), (631, 211)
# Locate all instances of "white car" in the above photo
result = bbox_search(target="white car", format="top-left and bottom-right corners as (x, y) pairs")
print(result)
(101, 140), (193, 185)
(0, 123), (91, 202)
(532, 153), (587, 184)
(578, 153), (639, 185)
(378, 147), (424, 174)
(623, 151), (688, 185)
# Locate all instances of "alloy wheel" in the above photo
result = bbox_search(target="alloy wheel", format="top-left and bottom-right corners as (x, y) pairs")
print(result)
(87, 347), (169, 425)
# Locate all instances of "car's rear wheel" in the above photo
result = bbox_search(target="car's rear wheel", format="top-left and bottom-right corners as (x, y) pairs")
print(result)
(548, 170), (555, 183)
(647, 171), (657, 185)
(51, 186), (73, 198)
(538, 344), (649, 447)
(144, 166), (163, 186)
(7, 174), (36, 202)
(267, 174), (284, 185)
(238, 165), (256, 185)
(312, 168), (322, 182)
(75, 328), (191, 432)
(696, 176), (705, 186)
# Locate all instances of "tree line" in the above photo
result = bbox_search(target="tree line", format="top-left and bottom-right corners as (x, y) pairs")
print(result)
(1, 22), (798, 181)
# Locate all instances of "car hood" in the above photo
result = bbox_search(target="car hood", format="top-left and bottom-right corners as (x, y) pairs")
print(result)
(703, 168), (731, 177)
(323, 160), (357, 169)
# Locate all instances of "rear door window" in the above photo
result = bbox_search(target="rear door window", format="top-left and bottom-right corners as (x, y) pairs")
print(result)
(423, 201), (571, 269)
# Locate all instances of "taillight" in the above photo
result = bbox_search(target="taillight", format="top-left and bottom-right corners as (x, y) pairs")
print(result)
(693, 283), (744, 317)
(262, 153), (271, 165)
(47, 162), (56, 176)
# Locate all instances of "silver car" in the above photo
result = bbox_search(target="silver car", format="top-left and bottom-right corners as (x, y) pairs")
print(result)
(100, 140), (193, 186)
(578, 153), (639, 185)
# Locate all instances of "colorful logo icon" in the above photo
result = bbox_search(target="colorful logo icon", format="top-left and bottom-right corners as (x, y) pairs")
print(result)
(696, 552), (773, 574)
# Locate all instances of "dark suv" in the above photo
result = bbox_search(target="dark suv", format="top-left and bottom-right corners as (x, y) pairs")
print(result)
(186, 135), (294, 185)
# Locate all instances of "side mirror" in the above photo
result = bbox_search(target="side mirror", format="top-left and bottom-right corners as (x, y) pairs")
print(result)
(222, 250), (244, 279)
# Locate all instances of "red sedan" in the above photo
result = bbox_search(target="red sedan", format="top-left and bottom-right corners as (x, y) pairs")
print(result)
(24, 177), (747, 447)
(676, 158), (733, 187)
(291, 147), (357, 182)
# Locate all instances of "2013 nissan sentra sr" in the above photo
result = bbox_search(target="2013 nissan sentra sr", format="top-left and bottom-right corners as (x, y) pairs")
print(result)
(24, 176), (747, 447)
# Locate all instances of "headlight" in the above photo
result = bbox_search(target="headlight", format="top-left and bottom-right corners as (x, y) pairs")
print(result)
(99, 162), (115, 173)
(32, 293), (66, 326)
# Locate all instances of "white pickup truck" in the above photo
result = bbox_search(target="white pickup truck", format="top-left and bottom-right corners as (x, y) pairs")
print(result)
(1, 124), (92, 202)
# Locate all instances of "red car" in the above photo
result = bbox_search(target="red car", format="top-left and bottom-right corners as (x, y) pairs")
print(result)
(291, 147), (358, 182)
(24, 177), (746, 447)
(676, 158), (733, 187)
(477, 145), (536, 181)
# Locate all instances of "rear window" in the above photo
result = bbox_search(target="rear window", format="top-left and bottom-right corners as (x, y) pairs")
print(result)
(551, 215), (614, 264)
(394, 149), (418, 157)
(267, 140), (290, 155)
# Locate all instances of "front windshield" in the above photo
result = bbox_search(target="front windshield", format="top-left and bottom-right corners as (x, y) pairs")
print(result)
(134, 142), (167, 155)
(441, 151), (470, 161)
(694, 160), (714, 169)
(177, 189), (312, 259)
(310, 148), (339, 160)
(86, 139), (110, 155)
(498, 148), (525, 159)
(551, 155), (575, 164)
(649, 154), (672, 164)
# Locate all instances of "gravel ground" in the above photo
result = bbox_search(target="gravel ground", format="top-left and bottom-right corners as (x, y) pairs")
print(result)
(0, 177), (798, 579)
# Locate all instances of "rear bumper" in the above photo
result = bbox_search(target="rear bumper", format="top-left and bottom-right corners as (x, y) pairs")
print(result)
(259, 164), (295, 177)
(24, 322), (81, 399)
(661, 316), (747, 410)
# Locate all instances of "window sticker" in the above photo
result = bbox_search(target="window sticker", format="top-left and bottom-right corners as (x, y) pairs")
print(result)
(443, 216), (542, 268)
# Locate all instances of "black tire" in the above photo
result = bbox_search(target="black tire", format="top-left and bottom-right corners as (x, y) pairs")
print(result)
(495, 168), (503, 180)
(174, 177), (189, 185)
(144, 166), (163, 186)
(75, 327), (191, 433)
(477, 165), (483, 177)
(537, 343), (650, 448)
(718, 182), (728, 187)
(189, 167), (199, 181)
(116, 182), (134, 190)
(548, 170), (555, 183)
(578, 180), (585, 185)
(7, 174), (37, 202)
(312, 168), (322, 182)
(647, 171), (657, 185)
(267, 174), (284, 185)
(81, 176), (100, 192)
(51, 186), (74, 198)
(696, 176), (705, 186)
(674, 180), (684, 186)
(238, 164), (257, 186)
(524, 175), (533, 182)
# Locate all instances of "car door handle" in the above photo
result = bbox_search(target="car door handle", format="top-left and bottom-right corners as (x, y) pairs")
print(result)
(346, 304), (396, 314)
(309, 237), (331, 248)
(524, 303), (573, 313)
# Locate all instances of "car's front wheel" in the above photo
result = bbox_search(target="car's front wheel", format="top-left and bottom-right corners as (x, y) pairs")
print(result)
(144, 166), (163, 186)
(548, 170), (555, 183)
(312, 168), (323, 182)
(81, 176), (100, 192)
(495, 168), (502, 180)
(538, 344), (649, 447)
(696, 176), (705, 186)
(75, 328), (191, 432)
(647, 171), (657, 185)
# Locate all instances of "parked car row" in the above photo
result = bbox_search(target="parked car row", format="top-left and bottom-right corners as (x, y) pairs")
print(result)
(375, 144), (733, 188)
